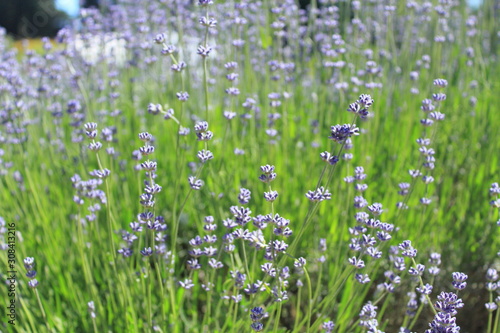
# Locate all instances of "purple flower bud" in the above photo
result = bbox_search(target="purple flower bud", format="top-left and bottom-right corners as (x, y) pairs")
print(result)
(197, 45), (212, 57)
(153, 33), (165, 44)
(88, 142), (103, 152)
(433, 78), (448, 87)
(176, 91), (189, 101)
(28, 279), (39, 288)
(197, 149), (214, 163)
(161, 45), (176, 55)
(188, 176), (204, 190)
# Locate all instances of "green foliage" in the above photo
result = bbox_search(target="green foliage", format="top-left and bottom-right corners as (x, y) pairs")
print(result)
(0, 1), (499, 332)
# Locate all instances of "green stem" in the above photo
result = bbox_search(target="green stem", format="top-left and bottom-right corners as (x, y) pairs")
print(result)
(411, 258), (437, 316)
(294, 284), (303, 329)
(304, 267), (314, 333)
(492, 306), (500, 333)
(241, 239), (251, 281)
(34, 288), (50, 332)
(273, 301), (283, 332)
(92, 316), (98, 333)
(95, 152), (116, 260)
(147, 266), (153, 329)
(408, 302), (425, 331)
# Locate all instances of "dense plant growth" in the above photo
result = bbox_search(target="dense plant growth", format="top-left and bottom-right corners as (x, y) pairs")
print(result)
(0, 0), (499, 332)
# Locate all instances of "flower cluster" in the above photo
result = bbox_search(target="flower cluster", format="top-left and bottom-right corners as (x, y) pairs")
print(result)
(425, 290), (465, 333)
(347, 94), (374, 119)
(348, 202), (394, 285)
(250, 306), (268, 332)
(87, 301), (96, 319)
(321, 320), (335, 333)
(358, 302), (382, 332)
(397, 78), (448, 209)
(24, 257), (39, 288)
(117, 132), (168, 259)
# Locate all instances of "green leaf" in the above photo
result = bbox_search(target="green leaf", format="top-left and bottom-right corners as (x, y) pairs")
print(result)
(260, 28), (272, 49)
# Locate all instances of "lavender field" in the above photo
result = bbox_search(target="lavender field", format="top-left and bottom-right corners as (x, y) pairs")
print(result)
(1, 0), (499, 332)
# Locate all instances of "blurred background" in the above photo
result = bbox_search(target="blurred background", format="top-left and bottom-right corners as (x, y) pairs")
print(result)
(0, 0), (486, 39)
(0, 0), (100, 38)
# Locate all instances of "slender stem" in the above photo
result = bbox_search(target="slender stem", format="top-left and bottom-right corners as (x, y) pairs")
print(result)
(241, 239), (251, 281)
(34, 289), (50, 332)
(232, 298), (238, 330)
(168, 277), (179, 333)
(307, 266), (356, 330)
(203, 58), (209, 121)
(304, 267), (314, 333)
(155, 262), (166, 325)
(171, 164), (206, 262)
(273, 301), (283, 332)
(312, 262), (323, 305)
(92, 316), (98, 333)
(411, 258), (437, 316)
(203, 7), (210, 121)
(408, 302), (425, 331)
(147, 266), (153, 329)
(95, 152), (116, 259)
(294, 284), (303, 329)
(492, 306), (500, 333)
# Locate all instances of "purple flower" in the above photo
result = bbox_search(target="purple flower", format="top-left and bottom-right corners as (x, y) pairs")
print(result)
(197, 149), (214, 163)
(28, 279), (39, 288)
(399, 240), (417, 258)
(199, 16), (217, 27)
(24, 257), (35, 270)
(197, 45), (213, 57)
(329, 124), (360, 143)
(348, 257), (365, 269)
(264, 190), (279, 202)
(485, 303), (498, 312)
(198, 0), (213, 6)
(321, 321), (335, 332)
(305, 186), (331, 202)
(153, 33), (165, 44)
(250, 322), (264, 332)
(486, 268), (498, 281)
(358, 301), (379, 329)
(451, 272), (468, 290)
(238, 188), (251, 205)
(138, 132), (153, 142)
(225, 61), (238, 70)
(88, 142), (103, 152)
(355, 273), (370, 284)
(179, 279), (195, 289)
(490, 183), (500, 195)
(225, 87), (240, 96)
(208, 258), (223, 269)
(223, 111), (237, 120)
(294, 257), (307, 268)
(117, 248), (133, 257)
(147, 103), (162, 115)
(415, 283), (432, 295)
(187, 259), (201, 270)
(250, 307), (267, 322)
(272, 240), (288, 252)
(188, 176), (204, 190)
(433, 78), (448, 87)
(367, 203), (383, 216)
(432, 93), (447, 102)
(176, 91), (189, 101)
(259, 165), (277, 183)
(141, 247), (153, 257)
(434, 291), (464, 315)
(171, 62), (186, 72)
(161, 45), (177, 55)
